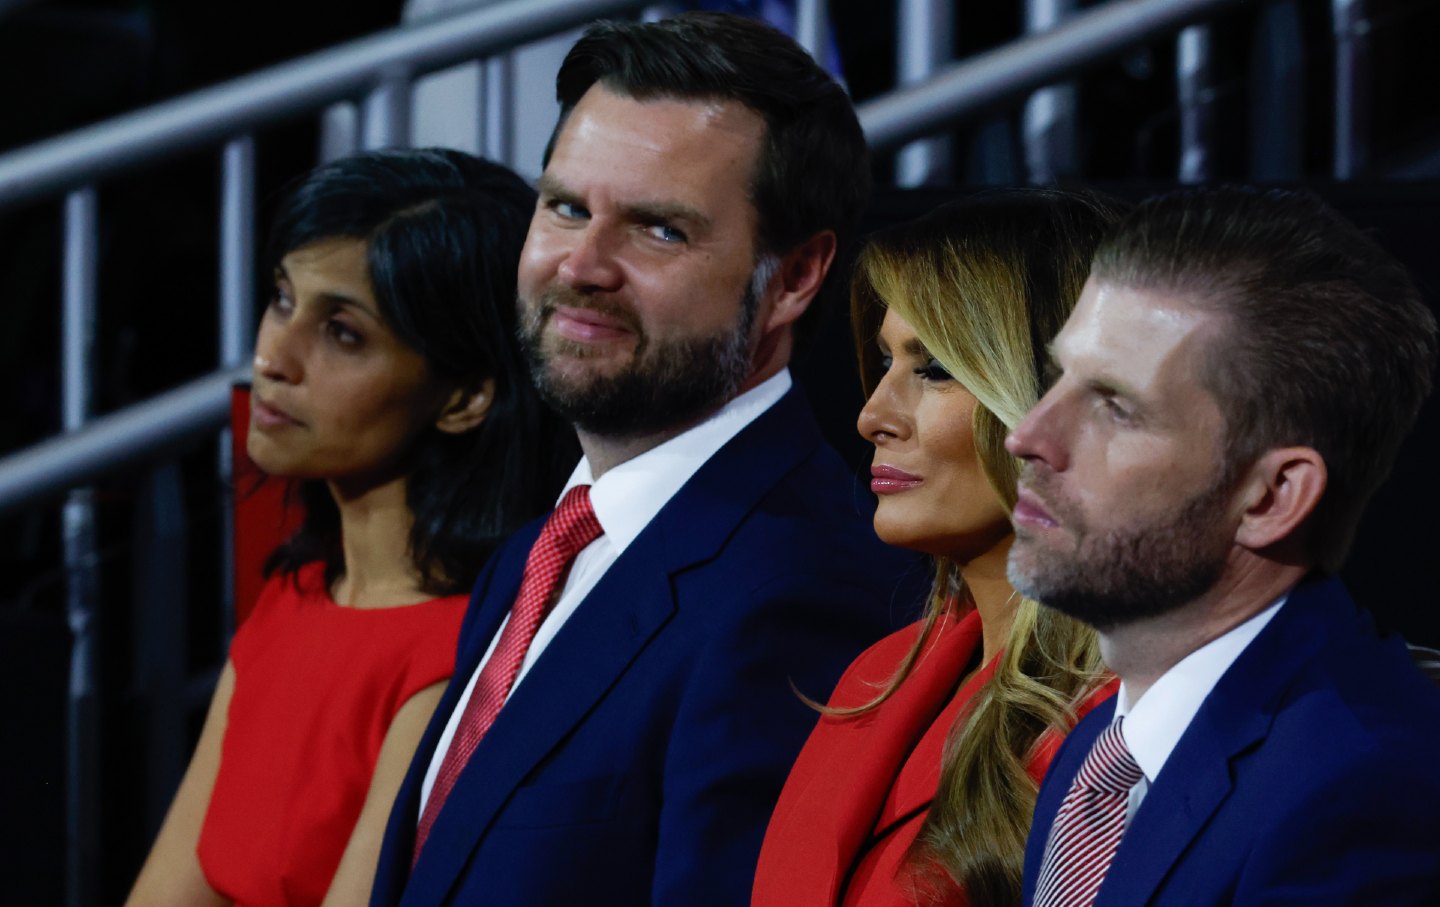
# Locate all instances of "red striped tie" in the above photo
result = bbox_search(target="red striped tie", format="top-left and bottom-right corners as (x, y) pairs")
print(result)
(412, 485), (603, 862)
(1033, 718), (1143, 907)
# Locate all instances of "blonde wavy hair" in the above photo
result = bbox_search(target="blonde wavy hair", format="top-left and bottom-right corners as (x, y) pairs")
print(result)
(846, 189), (1123, 905)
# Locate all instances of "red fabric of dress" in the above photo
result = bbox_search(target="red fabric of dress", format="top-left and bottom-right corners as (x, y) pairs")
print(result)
(752, 607), (1117, 907)
(197, 562), (467, 907)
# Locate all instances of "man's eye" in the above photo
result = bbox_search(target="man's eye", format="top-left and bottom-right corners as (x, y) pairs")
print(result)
(551, 200), (587, 220)
(914, 358), (954, 382)
(644, 223), (687, 244)
(1102, 396), (1132, 422)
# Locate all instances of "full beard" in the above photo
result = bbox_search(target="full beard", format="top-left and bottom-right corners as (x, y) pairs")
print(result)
(517, 265), (768, 439)
(1007, 468), (1235, 631)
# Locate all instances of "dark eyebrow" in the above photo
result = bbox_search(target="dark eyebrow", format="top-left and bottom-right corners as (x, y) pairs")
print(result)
(273, 263), (383, 323)
(901, 337), (929, 358)
(537, 174), (711, 235)
(535, 173), (574, 201)
(620, 200), (711, 235)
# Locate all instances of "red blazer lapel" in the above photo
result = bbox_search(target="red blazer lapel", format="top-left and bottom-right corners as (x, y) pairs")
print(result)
(754, 609), (984, 906)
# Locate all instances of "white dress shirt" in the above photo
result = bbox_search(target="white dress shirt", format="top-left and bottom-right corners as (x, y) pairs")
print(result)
(418, 369), (793, 817)
(1115, 594), (1288, 821)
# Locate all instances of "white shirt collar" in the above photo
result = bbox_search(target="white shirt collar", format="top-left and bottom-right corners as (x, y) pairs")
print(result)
(559, 369), (792, 555)
(1117, 593), (1288, 785)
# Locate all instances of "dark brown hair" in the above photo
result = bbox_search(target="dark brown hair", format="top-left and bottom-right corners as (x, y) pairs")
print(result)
(545, 12), (870, 339)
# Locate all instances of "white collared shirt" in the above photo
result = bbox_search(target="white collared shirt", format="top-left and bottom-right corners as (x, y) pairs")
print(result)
(1115, 594), (1288, 821)
(418, 369), (793, 817)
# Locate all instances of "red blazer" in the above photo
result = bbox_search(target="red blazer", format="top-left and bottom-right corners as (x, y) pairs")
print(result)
(752, 608), (1116, 907)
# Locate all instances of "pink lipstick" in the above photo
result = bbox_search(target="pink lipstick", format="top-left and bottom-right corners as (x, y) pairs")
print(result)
(870, 464), (921, 495)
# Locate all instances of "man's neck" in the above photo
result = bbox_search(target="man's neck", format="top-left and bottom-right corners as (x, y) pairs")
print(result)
(1100, 557), (1308, 704)
(578, 360), (786, 479)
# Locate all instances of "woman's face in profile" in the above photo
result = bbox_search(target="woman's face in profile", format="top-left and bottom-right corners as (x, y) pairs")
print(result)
(857, 309), (1012, 561)
(247, 236), (449, 491)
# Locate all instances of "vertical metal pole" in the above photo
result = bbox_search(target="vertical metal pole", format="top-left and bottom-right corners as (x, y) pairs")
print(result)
(318, 102), (361, 163)
(481, 55), (514, 167)
(895, 0), (955, 187)
(1177, 24), (1215, 184)
(62, 186), (100, 907)
(1249, 0), (1304, 180)
(362, 72), (413, 151)
(795, 0), (829, 61)
(219, 136), (255, 645)
(1333, 0), (1371, 179)
(1023, 0), (1079, 184)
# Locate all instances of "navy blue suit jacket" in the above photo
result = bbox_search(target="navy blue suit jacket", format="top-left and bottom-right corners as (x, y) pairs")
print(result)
(371, 388), (922, 907)
(1023, 576), (1440, 906)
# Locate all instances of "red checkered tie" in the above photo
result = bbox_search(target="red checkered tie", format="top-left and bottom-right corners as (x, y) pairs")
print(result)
(413, 485), (603, 862)
(1033, 718), (1143, 907)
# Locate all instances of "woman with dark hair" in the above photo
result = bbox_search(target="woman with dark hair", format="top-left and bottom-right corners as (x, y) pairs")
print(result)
(752, 190), (1123, 907)
(127, 149), (577, 906)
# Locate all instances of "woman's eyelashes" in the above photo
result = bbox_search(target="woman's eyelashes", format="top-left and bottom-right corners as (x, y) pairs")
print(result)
(877, 350), (954, 383)
(914, 358), (954, 382)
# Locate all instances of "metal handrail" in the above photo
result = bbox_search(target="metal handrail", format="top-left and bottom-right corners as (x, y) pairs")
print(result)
(0, 0), (1250, 518)
(0, 367), (249, 516)
(0, 0), (650, 210)
(858, 0), (1247, 150)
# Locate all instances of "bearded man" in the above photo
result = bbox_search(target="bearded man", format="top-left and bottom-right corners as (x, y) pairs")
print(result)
(370, 13), (917, 907)
(1008, 186), (1440, 907)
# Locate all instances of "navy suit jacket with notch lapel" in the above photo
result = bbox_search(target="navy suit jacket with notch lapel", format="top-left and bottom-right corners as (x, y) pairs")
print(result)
(370, 387), (924, 907)
(1022, 576), (1440, 906)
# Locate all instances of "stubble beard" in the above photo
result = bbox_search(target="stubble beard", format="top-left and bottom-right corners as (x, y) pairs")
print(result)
(517, 261), (773, 439)
(1006, 467), (1235, 632)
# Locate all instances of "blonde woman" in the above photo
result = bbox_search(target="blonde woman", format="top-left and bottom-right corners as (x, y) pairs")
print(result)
(753, 190), (1123, 907)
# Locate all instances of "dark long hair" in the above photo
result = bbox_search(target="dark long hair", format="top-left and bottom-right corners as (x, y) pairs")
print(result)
(261, 149), (578, 595)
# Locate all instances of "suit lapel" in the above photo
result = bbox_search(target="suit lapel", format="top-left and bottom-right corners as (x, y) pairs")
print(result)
(407, 388), (825, 906)
(374, 530), (533, 907)
(1097, 578), (1349, 906)
(804, 614), (982, 902)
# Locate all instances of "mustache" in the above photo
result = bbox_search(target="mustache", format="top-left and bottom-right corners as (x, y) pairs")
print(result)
(530, 286), (643, 336)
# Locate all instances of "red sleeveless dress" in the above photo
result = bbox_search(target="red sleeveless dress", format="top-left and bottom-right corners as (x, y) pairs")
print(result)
(197, 562), (466, 906)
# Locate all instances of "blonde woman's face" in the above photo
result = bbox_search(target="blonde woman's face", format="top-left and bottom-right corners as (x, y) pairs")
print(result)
(858, 309), (1012, 561)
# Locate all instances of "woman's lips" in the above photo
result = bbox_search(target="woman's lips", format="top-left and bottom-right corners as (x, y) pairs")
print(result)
(870, 464), (922, 495)
(1012, 488), (1059, 529)
(251, 396), (302, 430)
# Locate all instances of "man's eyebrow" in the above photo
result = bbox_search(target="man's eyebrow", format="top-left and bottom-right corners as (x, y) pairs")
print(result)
(535, 174), (577, 201)
(620, 200), (711, 235)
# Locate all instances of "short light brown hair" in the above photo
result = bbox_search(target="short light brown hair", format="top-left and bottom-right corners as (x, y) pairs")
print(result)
(1093, 186), (1437, 572)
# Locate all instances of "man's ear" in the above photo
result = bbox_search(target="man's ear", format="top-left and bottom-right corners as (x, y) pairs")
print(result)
(435, 376), (496, 435)
(1233, 446), (1327, 551)
(761, 230), (837, 333)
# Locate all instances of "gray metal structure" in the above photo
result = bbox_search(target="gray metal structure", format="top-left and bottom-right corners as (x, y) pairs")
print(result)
(0, 0), (1320, 901)
(895, 0), (955, 186)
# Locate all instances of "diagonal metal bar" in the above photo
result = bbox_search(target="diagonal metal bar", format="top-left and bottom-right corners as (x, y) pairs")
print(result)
(859, 0), (1247, 151)
(0, 0), (649, 209)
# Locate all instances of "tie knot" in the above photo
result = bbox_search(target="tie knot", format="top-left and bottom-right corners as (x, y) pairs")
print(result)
(1074, 718), (1143, 795)
(540, 485), (604, 562)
